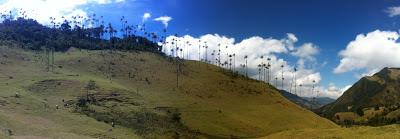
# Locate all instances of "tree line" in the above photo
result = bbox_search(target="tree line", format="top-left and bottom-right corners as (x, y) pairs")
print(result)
(0, 13), (161, 53)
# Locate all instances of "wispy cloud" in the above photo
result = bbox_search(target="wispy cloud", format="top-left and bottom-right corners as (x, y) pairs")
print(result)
(154, 16), (172, 28)
(386, 6), (400, 17)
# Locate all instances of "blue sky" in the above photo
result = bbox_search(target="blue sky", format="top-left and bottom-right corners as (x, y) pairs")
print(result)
(2, 0), (400, 98)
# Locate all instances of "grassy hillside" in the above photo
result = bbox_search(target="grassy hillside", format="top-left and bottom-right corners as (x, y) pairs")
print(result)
(0, 46), (338, 138)
(319, 67), (400, 125)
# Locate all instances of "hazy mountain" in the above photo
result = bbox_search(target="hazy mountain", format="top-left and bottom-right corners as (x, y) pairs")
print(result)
(303, 97), (336, 106)
(280, 90), (335, 110)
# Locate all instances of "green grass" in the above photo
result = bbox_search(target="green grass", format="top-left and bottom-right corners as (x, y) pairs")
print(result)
(0, 46), (397, 138)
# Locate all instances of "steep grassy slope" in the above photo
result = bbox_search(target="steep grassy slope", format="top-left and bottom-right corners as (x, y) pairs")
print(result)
(0, 46), (337, 138)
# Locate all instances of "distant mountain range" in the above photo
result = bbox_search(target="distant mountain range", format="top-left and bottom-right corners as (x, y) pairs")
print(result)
(318, 67), (400, 125)
(279, 90), (335, 110)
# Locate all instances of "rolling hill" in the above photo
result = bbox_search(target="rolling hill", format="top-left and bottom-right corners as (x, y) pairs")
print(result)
(0, 46), (338, 138)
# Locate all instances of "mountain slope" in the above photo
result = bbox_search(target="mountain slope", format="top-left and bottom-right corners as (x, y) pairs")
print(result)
(319, 67), (400, 123)
(0, 47), (337, 138)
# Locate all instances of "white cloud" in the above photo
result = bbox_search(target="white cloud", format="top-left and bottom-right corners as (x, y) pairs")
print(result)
(91, 0), (125, 4)
(154, 16), (172, 28)
(386, 6), (400, 17)
(142, 12), (151, 22)
(291, 43), (319, 60)
(162, 33), (330, 98)
(0, 0), (125, 24)
(286, 33), (298, 51)
(334, 30), (400, 75)
(316, 83), (350, 99)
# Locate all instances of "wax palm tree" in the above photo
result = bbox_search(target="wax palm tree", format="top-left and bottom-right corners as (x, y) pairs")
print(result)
(163, 28), (167, 51)
(49, 16), (57, 73)
(176, 46), (180, 58)
(311, 80), (315, 94)
(217, 51), (221, 67)
(291, 67), (298, 95)
(312, 80), (316, 96)
(260, 56), (264, 81)
(180, 48), (183, 59)
(240, 64), (245, 74)
(187, 43), (192, 59)
(311, 80), (316, 109)
(281, 65), (284, 90)
(198, 40), (201, 62)
(105, 23), (116, 81)
(185, 41), (190, 59)
(176, 58), (180, 88)
(211, 50), (216, 64)
(229, 54), (232, 70)
(267, 58), (271, 83)
(244, 55), (248, 77)
(263, 63), (267, 82)
(217, 43), (221, 67)
(258, 64), (262, 80)
(233, 53), (236, 73)
(205, 43), (208, 63)
(170, 48), (174, 57)
(299, 84), (303, 96)
(174, 34), (178, 57)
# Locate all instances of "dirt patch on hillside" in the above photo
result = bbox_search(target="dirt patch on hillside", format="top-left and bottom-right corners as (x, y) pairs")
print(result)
(27, 79), (84, 96)
(73, 89), (203, 138)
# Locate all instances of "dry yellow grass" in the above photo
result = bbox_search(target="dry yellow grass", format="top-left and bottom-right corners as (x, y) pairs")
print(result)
(259, 124), (400, 139)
